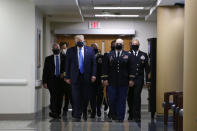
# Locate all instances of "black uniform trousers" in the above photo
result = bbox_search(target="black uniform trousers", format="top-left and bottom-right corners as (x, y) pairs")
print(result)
(90, 81), (103, 115)
(48, 76), (64, 115)
(127, 78), (144, 119)
(62, 82), (72, 112)
(72, 72), (90, 119)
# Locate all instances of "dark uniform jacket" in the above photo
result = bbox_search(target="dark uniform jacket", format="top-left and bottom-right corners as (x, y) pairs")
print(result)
(102, 50), (135, 87)
(95, 53), (103, 86)
(129, 50), (150, 83)
(42, 54), (65, 85)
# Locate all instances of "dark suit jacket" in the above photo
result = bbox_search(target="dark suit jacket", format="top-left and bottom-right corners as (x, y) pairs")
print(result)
(65, 46), (96, 85)
(42, 54), (65, 86)
(130, 50), (150, 83)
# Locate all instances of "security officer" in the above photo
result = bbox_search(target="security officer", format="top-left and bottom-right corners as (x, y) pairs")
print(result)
(90, 43), (104, 118)
(127, 39), (151, 122)
(102, 38), (135, 122)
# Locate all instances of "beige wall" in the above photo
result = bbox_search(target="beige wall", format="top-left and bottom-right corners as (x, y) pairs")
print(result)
(184, 0), (197, 130)
(0, 0), (36, 113)
(156, 7), (184, 114)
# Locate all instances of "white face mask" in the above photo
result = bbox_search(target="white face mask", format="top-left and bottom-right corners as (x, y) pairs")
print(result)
(62, 49), (67, 54)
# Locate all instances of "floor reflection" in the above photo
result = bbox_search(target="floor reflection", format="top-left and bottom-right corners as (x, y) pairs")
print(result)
(0, 107), (174, 131)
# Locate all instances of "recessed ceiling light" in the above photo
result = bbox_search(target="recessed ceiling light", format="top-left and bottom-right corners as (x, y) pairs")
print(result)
(94, 7), (145, 10)
(95, 14), (140, 18)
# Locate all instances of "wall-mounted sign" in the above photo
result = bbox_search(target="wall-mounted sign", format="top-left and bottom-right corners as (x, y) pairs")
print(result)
(89, 21), (101, 29)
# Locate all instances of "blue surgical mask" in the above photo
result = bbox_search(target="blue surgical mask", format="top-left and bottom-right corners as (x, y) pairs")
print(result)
(77, 42), (84, 47)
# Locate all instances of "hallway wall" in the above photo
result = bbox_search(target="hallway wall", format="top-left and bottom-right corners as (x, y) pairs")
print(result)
(184, 0), (197, 130)
(52, 18), (157, 53)
(156, 6), (184, 114)
(0, 0), (36, 114)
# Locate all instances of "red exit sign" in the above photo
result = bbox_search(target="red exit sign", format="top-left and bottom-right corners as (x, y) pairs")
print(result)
(89, 21), (101, 29)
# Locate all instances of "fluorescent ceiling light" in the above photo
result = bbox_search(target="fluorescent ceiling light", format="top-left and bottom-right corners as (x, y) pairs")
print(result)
(95, 14), (140, 18)
(94, 7), (145, 10)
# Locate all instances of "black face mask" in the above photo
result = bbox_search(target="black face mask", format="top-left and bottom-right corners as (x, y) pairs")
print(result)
(115, 43), (123, 50)
(76, 42), (84, 47)
(111, 46), (115, 51)
(94, 49), (98, 54)
(52, 49), (60, 55)
(131, 45), (139, 51)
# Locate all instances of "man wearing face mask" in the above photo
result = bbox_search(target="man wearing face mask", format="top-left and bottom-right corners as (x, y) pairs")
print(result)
(42, 43), (65, 119)
(127, 39), (151, 122)
(64, 35), (97, 121)
(89, 43), (104, 118)
(102, 39), (135, 122)
(60, 42), (68, 55)
(59, 42), (73, 117)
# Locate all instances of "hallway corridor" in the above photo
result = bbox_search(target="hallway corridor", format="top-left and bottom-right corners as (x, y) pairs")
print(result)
(0, 106), (174, 131)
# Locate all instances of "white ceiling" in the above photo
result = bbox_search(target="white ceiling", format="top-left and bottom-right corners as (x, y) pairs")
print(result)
(79, 0), (156, 18)
(34, 0), (83, 22)
(33, 0), (184, 22)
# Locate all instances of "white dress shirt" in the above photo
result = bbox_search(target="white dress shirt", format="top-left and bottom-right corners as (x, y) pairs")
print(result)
(115, 50), (122, 57)
(132, 50), (139, 56)
(54, 54), (61, 75)
(77, 46), (84, 69)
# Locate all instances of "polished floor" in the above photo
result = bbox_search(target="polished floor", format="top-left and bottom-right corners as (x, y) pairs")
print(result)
(0, 106), (174, 131)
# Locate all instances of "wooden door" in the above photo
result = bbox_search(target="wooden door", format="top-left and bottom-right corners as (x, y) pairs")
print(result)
(56, 35), (133, 53)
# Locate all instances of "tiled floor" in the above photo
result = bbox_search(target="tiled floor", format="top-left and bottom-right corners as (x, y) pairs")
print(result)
(0, 106), (174, 131)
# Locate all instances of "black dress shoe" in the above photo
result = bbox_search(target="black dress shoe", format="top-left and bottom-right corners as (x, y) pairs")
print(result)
(83, 116), (88, 121)
(128, 116), (133, 121)
(83, 115), (87, 121)
(49, 112), (61, 119)
(90, 114), (95, 119)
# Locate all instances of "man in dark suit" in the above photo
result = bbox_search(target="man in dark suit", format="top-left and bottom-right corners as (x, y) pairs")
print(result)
(102, 39), (135, 122)
(89, 43), (104, 118)
(127, 39), (151, 122)
(59, 42), (72, 117)
(64, 35), (97, 121)
(42, 43), (65, 119)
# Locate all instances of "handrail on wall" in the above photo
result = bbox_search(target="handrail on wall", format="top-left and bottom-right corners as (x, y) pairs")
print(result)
(0, 79), (28, 86)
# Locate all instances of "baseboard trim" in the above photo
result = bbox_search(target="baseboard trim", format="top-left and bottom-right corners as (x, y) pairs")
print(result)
(156, 114), (173, 122)
(0, 113), (35, 120)
(0, 106), (49, 120)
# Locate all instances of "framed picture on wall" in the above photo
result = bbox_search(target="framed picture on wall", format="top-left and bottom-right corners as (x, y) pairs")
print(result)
(37, 29), (41, 68)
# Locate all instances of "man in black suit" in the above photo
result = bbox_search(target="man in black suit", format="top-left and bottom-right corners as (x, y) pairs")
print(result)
(42, 43), (65, 119)
(127, 39), (151, 122)
(102, 39), (135, 122)
(89, 43), (104, 118)
(59, 42), (72, 117)
(65, 35), (97, 121)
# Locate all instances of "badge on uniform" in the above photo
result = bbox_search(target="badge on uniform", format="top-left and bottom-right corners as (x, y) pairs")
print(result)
(123, 55), (128, 59)
(141, 55), (145, 63)
(98, 58), (102, 63)
(140, 55), (145, 60)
